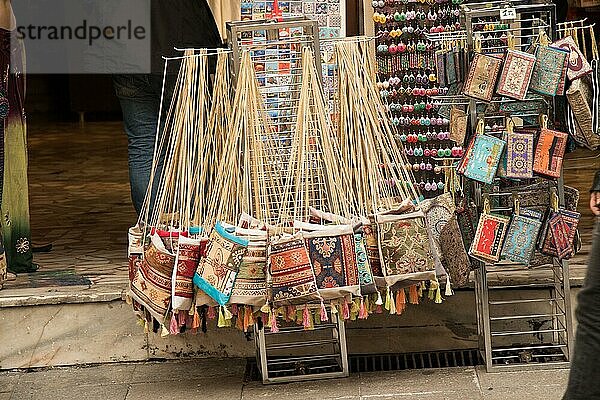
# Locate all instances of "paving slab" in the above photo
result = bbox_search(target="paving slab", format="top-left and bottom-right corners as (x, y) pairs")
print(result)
(16, 363), (136, 386)
(126, 378), (243, 400)
(130, 358), (246, 383)
(359, 368), (479, 397)
(10, 381), (129, 400)
(0, 372), (19, 395)
(360, 391), (482, 400)
(475, 366), (569, 390)
(480, 385), (565, 400)
(242, 377), (359, 400)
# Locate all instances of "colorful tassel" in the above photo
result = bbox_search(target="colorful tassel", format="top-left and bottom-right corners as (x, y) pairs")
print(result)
(395, 289), (406, 315)
(409, 285), (419, 305)
(269, 310), (279, 333)
(384, 288), (391, 311)
(217, 307), (226, 327)
(320, 302), (329, 322)
(418, 282), (424, 298)
(160, 324), (169, 337)
(244, 306), (254, 332)
(191, 309), (201, 330)
(169, 314), (180, 335)
(143, 320), (149, 333)
(376, 304), (383, 314)
(435, 286), (442, 304)
(260, 301), (270, 314)
(331, 303), (338, 314)
(207, 306), (217, 320)
(231, 304), (239, 316)
(342, 299), (351, 320)
(428, 281), (437, 300)
(302, 305), (311, 329)
(375, 290), (383, 305)
(235, 307), (245, 331)
(223, 306), (233, 321)
(314, 308), (322, 325)
(389, 291), (396, 315)
(445, 275), (453, 297)
(358, 298), (368, 319)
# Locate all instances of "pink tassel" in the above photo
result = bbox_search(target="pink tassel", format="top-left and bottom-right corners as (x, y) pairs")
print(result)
(302, 305), (311, 329)
(320, 302), (329, 322)
(177, 311), (186, 326)
(342, 299), (350, 320)
(269, 310), (279, 333)
(169, 314), (180, 335)
(286, 305), (296, 322)
(231, 304), (239, 316)
(376, 304), (383, 314)
(358, 298), (368, 319)
(207, 306), (217, 320)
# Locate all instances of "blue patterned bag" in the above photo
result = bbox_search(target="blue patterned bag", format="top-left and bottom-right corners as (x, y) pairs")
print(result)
(463, 134), (506, 184)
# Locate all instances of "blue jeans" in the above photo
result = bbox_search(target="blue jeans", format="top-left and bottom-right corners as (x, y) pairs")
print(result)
(113, 74), (173, 217)
(564, 217), (600, 399)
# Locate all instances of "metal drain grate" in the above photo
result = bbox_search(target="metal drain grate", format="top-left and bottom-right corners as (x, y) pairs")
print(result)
(244, 349), (482, 381)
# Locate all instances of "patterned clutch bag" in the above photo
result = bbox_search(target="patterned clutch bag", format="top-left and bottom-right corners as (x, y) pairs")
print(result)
(469, 212), (510, 263)
(506, 131), (535, 179)
(450, 106), (468, 145)
(552, 36), (593, 81)
(529, 45), (569, 96)
(439, 215), (471, 288)
(496, 49), (536, 100)
(446, 49), (458, 85)
(463, 134), (506, 184)
(436, 49), (447, 87)
(533, 128), (568, 178)
(548, 209), (581, 260)
(500, 209), (543, 265)
(375, 211), (436, 288)
(463, 53), (502, 102)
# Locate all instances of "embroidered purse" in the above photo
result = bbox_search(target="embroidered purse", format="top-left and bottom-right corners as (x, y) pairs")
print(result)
(172, 235), (205, 311)
(469, 199), (510, 263)
(130, 232), (176, 322)
(566, 77), (600, 150)
(268, 232), (322, 307)
(548, 209), (581, 260)
(228, 226), (268, 307)
(501, 204), (543, 265)
(436, 49), (447, 87)
(533, 124), (568, 178)
(529, 44), (569, 96)
(450, 106), (468, 145)
(128, 225), (144, 283)
(552, 35), (592, 81)
(439, 215), (471, 288)
(301, 224), (361, 300)
(193, 222), (248, 306)
(463, 134), (505, 184)
(506, 129), (535, 179)
(420, 193), (456, 280)
(463, 52), (502, 102)
(375, 210), (436, 288)
(496, 48), (536, 101)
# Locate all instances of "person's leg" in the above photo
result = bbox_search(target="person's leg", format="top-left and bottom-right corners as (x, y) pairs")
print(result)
(113, 74), (159, 216)
(564, 218), (600, 399)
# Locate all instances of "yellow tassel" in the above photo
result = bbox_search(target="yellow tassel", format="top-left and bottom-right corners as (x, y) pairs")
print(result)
(384, 288), (391, 311)
(217, 307), (226, 328)
(260, 301), (270, 314)
(223, 306), (233, 321)
(160, 325), (169, 337)
(350, 298), (361, 313)
(435, 286), (443, 304)
(389, 291), (396, 315)
(445, 275), (453, 297)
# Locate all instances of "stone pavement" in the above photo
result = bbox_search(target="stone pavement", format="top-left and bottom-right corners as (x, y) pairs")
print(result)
(0, 358), (569, 400)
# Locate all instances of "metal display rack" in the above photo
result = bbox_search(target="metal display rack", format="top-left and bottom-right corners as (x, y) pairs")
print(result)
(461, 2), (574, 372)
(253, 310), (349, 384)
(227, 18), (349, 384)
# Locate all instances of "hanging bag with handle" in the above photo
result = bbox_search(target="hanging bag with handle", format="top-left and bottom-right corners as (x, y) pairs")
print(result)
(463, 35), (502, 102)
(590, 26), (600, 135)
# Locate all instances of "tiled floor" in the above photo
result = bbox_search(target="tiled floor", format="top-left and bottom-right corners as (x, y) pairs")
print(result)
(0, 122), (596, 302)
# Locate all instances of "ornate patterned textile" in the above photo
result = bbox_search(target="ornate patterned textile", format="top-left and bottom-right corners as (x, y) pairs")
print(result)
(501, 210), (543, 265)
(469, 213), (510, 263)
(533, 128), (568, 178)
(193, 222), (248, 306)
(269, 233), (321, 306)
(463, 53), (502, 102)
(548, 209), (581, 260)
(566, 77), (600, 150)
(553, 36), (592, 81)
(362, 223), (384, 282)
(496, 50), (536, 100)
(128, 226), (144, 283)
(354, 229), (377, 296)
(456, 197), (478, 252)
(420, 193), (456, 278)
(229, 227), (268, 307)
(304, 225), (360, 300)
(463, 134), (505, 184)
(130, 233), (176, 321)
(530, 45), (569, 96)
(375, 211), (436, 287)
(172, 236), (204, 311)
(506, 131), (534, 179)
(450, 107), (468, 145)
(439, 215), (471, 288)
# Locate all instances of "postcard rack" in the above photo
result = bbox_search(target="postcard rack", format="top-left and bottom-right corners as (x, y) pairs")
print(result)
(460, 2), (575, 372)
